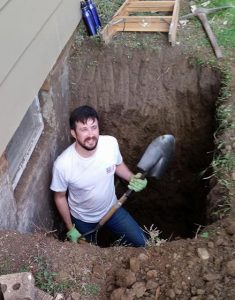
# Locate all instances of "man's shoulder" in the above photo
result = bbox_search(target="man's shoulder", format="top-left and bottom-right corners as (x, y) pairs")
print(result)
(99, 135), (118, 144)
(54, 143), (75, 168)
(99, 135), (119, 150)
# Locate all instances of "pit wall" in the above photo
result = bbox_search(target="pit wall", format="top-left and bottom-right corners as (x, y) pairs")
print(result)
(69, 42), (222, 237)
(0, 41), (72, 233)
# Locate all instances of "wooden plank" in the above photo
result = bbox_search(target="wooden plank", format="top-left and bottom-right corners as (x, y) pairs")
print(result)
(113, 0), (130, 17)
(169, 0), (180, 45)
(101, 15), (170, 43)
(113, 22), (170, 32)
(111, 15), (172, 24)
(108, 16), (171, 31)
(126, 1), (175, 13)
(101, 0), (178, 44)
(102, 24), (120, 43)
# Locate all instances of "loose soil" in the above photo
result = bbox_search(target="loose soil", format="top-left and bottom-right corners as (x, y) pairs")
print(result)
(1, 1), (235, 299)
(0, 218), (235, 299)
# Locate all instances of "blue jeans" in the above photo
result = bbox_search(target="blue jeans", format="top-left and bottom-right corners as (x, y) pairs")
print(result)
(71, 207), (147, 247)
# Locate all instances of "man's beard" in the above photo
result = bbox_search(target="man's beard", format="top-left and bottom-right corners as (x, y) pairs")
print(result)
(77, 137), (98, 151)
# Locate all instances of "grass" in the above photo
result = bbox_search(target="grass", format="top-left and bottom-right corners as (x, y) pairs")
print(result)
(194, 57), (235, 220)
(81, 283), (101, 296)
(24, 256), (78, 296)
(74, 0), (235, 53)
(196, 0), (235, 47)
(194, 0), (235, 48)
(75, 0), (235, 53)
(96, 0), (123, 24)
(10, 256), (102, 297)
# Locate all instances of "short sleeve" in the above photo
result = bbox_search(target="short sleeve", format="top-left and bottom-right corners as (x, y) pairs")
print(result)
(114, 138), (123, 165)
(50, 164), (68, 192)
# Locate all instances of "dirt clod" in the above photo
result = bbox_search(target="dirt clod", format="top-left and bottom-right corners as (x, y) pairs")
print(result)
(225, 260), (235, 277)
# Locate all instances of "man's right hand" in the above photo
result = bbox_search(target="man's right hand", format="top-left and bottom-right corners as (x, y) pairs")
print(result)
(66, 225), (81, 242)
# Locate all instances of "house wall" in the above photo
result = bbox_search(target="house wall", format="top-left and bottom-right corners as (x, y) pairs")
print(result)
(0, 0), (81, 155)
(0, 0), (81, 231)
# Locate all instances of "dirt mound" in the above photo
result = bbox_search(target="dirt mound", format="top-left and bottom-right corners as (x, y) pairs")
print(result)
(0, 218), (234, 299)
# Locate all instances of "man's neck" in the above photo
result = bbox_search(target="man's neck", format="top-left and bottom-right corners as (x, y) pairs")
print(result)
(74, 143), (96, 158)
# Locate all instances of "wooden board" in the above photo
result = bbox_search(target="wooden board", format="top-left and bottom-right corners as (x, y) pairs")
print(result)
(101, 0), (180, 45)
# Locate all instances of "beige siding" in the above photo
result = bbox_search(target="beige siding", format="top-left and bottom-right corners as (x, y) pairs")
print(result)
(0, 0), (81, 155)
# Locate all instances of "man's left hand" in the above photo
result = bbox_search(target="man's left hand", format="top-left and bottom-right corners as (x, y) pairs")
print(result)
(128, 173), (147, 192)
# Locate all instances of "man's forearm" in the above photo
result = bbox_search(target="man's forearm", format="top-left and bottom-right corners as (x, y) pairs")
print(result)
(115, 162), (133, 182)
(54, 193), (73, 230)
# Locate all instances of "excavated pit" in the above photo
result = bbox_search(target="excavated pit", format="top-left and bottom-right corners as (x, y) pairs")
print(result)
(68, 42), (222, 246)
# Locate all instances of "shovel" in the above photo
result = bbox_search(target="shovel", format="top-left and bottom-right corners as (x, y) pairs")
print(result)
(77, 134), (175, 241)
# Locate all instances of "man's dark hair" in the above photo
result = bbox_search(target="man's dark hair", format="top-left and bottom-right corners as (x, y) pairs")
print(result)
(69, 105), (99, 130)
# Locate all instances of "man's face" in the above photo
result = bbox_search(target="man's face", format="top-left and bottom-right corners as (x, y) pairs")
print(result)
(71, 118), (99, 151)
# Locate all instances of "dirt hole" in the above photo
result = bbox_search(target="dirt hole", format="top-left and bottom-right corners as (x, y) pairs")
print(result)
(67, 44), (222, 247)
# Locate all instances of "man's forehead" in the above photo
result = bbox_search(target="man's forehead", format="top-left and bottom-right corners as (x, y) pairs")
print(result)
(76, 118), (98, 127)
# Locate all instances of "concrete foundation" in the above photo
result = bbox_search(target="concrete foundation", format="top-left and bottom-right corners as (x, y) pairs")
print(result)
(0, 155), (17, 229)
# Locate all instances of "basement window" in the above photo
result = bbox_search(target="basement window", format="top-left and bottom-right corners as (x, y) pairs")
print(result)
(6, 96), (44, 189)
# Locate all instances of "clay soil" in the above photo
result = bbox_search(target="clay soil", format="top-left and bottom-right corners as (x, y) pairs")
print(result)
(1, 1), (235, 299)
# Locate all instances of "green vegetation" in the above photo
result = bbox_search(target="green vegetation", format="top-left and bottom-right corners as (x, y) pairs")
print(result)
(194, 0), (235, 48)
(199, 231), (209, 238)
(195, 61), (234, 220)
(75, 0), (235, 53)
(27, 256), (78, 296)
(3, 256), (101, 297)
(144, 225), (167, 247)
(207, 64), (235, 218)
(96, 0), (123, 24)
(81, 283), (101, 296)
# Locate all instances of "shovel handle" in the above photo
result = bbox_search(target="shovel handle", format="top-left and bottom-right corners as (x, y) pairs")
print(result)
(197, 12), (222, 59)
(80, 171), (149, 238)
(80, 191), (132, 239)
(98, 171), (148, 226)
(99, 191), (131, 226)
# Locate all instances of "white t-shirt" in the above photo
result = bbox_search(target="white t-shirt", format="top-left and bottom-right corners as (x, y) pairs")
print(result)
(50, 135), (123, 222)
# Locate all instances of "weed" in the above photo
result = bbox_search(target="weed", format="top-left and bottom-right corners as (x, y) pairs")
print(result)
(199, 231), (209, 238)
(31, 256), (77, 296)
(81, 282), (101, 296)
(211, 195), (231, 219)
(144, 224), (167, 247)
(218, 67), (233, 101)
(198, 227), (216, 238)
(216, 104), (235, 133)
(191, 57), (205, 66)
(212, 153), (235, 173)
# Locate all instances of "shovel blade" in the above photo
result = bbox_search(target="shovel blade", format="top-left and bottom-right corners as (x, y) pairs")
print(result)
(137, 134), (175, 179)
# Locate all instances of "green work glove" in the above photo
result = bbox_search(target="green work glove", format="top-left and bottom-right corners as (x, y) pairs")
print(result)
(128, 173), (147, 192)
(66, 225), (81, 243)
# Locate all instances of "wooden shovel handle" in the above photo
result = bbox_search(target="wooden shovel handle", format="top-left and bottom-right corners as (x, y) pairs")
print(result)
(99, 192), (131, 226)
(197, 12), (222, 59)
(99, 171), (149, 227)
